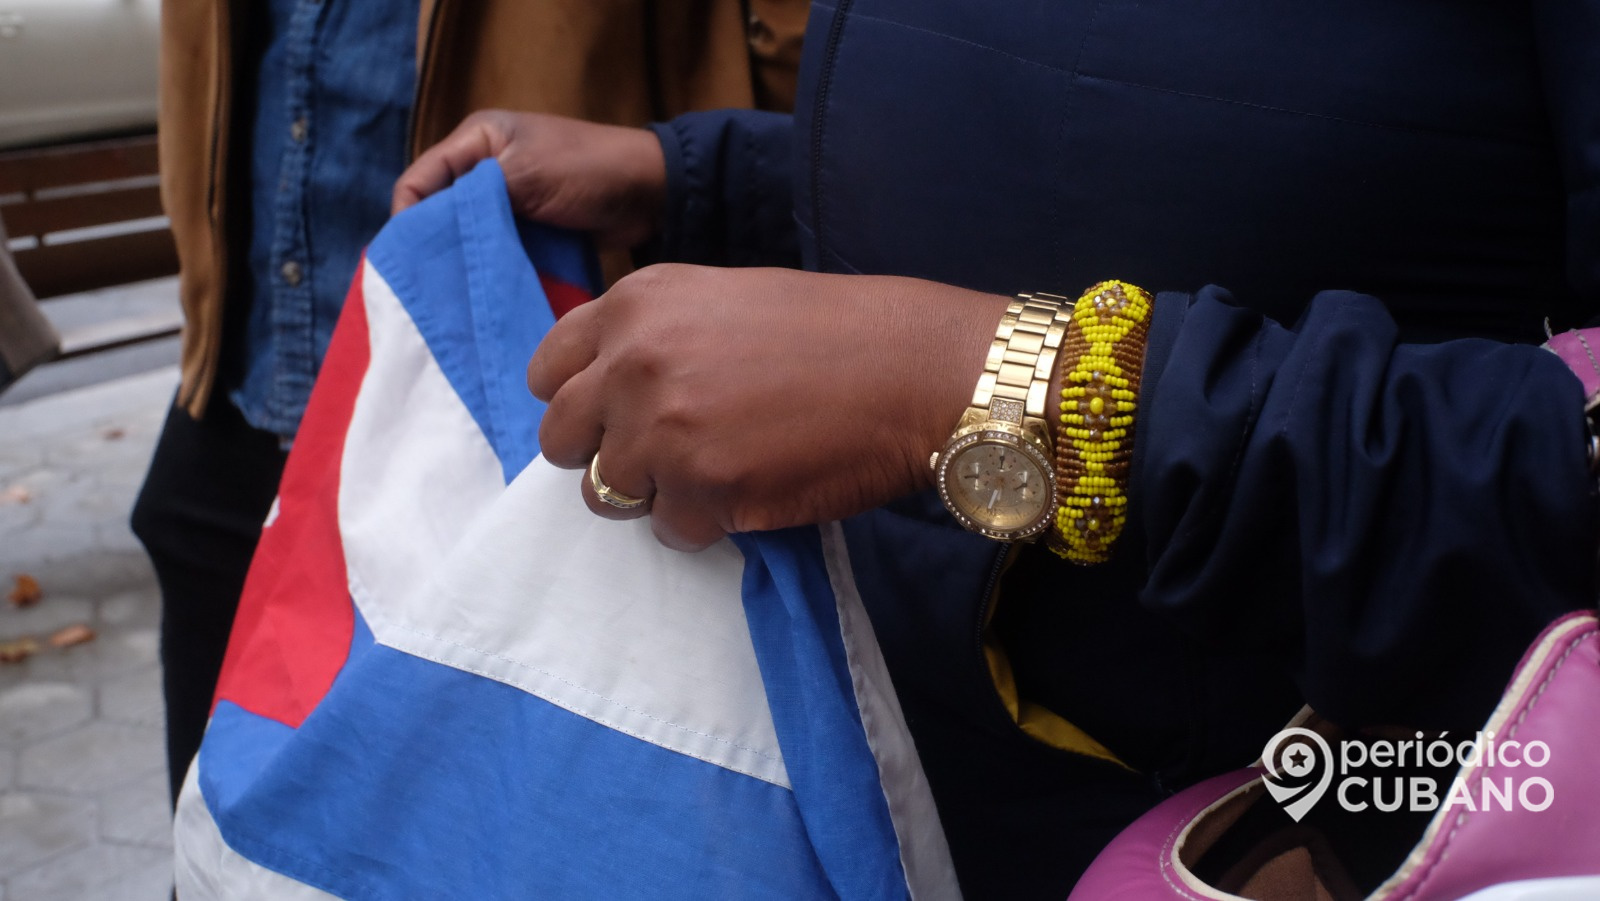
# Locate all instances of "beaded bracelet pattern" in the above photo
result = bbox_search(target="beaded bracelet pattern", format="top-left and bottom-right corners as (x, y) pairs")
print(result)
(1048, 280), (1153, 564)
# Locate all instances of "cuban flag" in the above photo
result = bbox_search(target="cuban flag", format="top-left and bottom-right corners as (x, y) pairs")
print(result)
(173, 161), (959, 900)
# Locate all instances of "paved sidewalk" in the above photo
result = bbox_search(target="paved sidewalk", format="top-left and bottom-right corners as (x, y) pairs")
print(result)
(0, 366), (178, 900)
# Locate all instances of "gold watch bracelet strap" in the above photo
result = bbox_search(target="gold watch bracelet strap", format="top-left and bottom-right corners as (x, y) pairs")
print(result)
(972, 293), (1075, 423)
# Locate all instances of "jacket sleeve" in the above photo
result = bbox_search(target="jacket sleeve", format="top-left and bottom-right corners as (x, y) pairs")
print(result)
(1131, 0), (1600, 732)
(1535, 0), (1600, 303)
(647, 110), (800, 268)
(1133, 287), (1598, 731)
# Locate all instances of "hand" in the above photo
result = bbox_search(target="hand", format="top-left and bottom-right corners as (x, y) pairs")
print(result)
(527, 264), (1012, 551)
(392, 110), (666, 249)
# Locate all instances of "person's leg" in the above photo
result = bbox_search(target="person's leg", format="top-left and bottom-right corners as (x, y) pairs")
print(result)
(130, 397), (286, 805)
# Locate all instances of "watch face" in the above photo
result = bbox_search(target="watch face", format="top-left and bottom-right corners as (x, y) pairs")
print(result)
(938, 434), (1053, 538)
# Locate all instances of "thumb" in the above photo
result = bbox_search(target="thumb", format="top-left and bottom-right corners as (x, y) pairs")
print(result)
(391, 112), (512, 214)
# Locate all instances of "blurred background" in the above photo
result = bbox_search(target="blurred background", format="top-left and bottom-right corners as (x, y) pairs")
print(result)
(2, 0), (177, 404)
(0, 0), (159, 150)
(1, 2), (177, 898)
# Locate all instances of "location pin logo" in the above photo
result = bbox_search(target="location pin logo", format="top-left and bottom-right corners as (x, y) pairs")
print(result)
(1261, 727), (1334, 822)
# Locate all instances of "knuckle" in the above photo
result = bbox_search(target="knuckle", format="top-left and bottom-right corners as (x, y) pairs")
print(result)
(667, 451), (746, 508)
(648, 508), (684, 549)
(536, 405), (588, 470)
(597, 286), (644, 326)
(648, 379), (699, 425)
(527, 339), (572, 401)
(615, 262), (685, 298)
(595, 445), (652, 496)
(458, 110), (501, 139)
(684, 456), (741, 496)
(611, 340), (668, 386)
(650, 508), (719, 553)
(465, 108), (509, 128)
(541, 442), (587, 471)
(525, 355), (547, 399)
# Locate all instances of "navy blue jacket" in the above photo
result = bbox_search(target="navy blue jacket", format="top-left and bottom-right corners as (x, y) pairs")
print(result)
(651, 2), (1600, 895)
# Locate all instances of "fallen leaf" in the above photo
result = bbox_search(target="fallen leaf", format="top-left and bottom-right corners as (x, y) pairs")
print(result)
(47, 623), (95, 649)
(102, 427), (126, 441)
(0, 485), (30, 505)
(0, 636), (38, 664)
(7, 574), (42, 607)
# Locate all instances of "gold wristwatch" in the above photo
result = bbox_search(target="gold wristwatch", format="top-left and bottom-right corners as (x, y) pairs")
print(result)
(931, 293), (1073, 541)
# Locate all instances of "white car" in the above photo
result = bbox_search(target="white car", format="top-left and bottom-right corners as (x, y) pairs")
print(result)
(0, 0), (159, 149)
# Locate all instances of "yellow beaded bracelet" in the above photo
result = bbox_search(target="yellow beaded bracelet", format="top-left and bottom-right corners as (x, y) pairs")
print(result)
(1048, 280), (1153, 564)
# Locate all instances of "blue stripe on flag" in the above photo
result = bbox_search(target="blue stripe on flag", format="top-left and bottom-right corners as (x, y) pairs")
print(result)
(736, 529), (911, 901)
(365, 160), (591, 482)
(203, 610), (838, 900)
(517, 217), (603, 294)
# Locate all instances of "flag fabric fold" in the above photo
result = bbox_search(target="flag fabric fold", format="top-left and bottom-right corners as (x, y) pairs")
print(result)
(174, 160), (958, 901)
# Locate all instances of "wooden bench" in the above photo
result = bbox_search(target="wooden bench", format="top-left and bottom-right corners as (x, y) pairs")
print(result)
(0, 134), (180, 359)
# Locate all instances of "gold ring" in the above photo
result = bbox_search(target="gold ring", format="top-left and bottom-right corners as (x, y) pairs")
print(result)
(587, 455), (647, 510)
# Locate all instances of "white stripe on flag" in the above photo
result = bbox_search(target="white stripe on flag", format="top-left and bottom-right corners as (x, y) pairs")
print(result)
(340, 261), (510, 629)
(822, 521), (963, 901)
(373, 456), (788, 787)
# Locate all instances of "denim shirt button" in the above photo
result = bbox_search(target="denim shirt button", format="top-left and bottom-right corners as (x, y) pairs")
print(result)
(280, 260), (304, 286)
(290, 117), (308, 142)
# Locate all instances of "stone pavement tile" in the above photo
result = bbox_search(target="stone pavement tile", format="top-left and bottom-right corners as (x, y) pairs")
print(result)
(0, 368), (176, 447)
(98, 770), (171, 849)
(99, 587), (159, 628)
(0, 552), (159, 694)
(0, 521), (101, 569)
(98, 663), (163, 730)
(0, 792), (92, 877)
(0, 486), (43, 535)
(0, 363), (176, 899)
(0, 682), (92, 748)
(0, 440), (45, 473)
(16, 550), (152, 600)
(41, 425), (160, 476)
(36, 476), (138, 533)
(18, 721), (164, 795)
(95, 519), (146, 555)
(0, 594), (96, 641)
(5, 840), (171, 901)
(0, 625), (159, 690)
(0, 465), (73, 511)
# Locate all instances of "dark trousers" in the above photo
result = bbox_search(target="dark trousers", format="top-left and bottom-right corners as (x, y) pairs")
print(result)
(130, 395), (287, 805)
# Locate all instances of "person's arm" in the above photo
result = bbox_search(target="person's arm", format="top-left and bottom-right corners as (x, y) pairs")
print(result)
(647, 110), (799, 269)
(393, 109), (800, 269)
(1134, 286), (1597, 731)
(1131, 0), (1600, 730)
(1535, 0), (1600, 305)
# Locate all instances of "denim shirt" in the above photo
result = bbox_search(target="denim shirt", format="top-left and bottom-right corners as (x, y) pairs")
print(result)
(230, 0), (418, 438)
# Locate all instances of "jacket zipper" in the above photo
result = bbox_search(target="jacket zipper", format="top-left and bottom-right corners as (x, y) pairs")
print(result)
(807, 0), (854, 260)
(972, 544), (1014, 658)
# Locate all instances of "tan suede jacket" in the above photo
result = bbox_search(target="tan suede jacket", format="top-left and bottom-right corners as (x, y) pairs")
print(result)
(159, 0), (806, 417)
